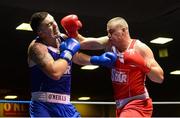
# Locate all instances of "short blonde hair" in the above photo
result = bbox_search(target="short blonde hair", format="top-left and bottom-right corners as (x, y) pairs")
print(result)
(107, 17), (128, 30)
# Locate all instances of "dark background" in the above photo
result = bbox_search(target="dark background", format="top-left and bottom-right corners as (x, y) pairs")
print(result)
(0, 0), (180, 102)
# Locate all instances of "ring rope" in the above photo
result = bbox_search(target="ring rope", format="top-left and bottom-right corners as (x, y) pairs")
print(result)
(0, 100), (180, 104)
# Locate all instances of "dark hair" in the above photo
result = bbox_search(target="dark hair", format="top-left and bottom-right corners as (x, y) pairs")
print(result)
(30, 12), (48, 34)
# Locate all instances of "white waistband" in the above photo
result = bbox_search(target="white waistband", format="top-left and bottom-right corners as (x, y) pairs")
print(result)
(115, 92), (149, 109)
(31, 92), (70, 104)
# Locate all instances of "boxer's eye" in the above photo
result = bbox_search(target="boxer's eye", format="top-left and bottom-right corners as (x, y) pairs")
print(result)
(47, 22), (53, 27)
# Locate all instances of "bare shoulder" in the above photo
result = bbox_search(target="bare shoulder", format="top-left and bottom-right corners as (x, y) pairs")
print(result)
(28, 40), (50, 67)
(28, 40), (47, 56)
(135, 40), (153, 57)
(135, 40), (147, 47)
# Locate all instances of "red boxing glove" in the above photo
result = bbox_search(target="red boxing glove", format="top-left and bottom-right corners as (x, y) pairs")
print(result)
(124, 49), (150, 73)
(61, 14), (82, 38)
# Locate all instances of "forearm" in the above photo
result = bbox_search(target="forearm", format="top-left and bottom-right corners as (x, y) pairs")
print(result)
(73, 52), (91, 65)
(147, 62), (164, 83)
(77, 34), (108, 50)
(73, 52), (117, 68)
(43, 59), (69, 80)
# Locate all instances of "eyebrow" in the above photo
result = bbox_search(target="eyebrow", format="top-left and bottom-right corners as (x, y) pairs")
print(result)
(108, 29), (115, 34)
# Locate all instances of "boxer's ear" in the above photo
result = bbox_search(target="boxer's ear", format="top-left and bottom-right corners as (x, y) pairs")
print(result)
(37, 30), (43, 37)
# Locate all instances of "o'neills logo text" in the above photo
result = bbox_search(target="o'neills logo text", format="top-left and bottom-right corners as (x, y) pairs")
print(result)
(48, 94), (67, 101)
(111, 69), (129, 83)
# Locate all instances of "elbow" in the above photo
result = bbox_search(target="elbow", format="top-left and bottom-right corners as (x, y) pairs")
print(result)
(148, 71), (164, 84)
(158, 77), (164, 84)
(49, 72), (64, 80)
(158, 70), (164, 84)
(149, 69), (164, 84)
(155, 71), (164, 84)
(51, 75), (61, 80)
(158, 74), (164, 84)
(151, 76), (164, 84)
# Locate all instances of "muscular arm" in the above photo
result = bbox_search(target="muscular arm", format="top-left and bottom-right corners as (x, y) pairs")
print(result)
(28, 42), (68, 80)
(77, 34), (109, 50)
(136, 41), (164, 83)
(72, 52), (91, 65)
